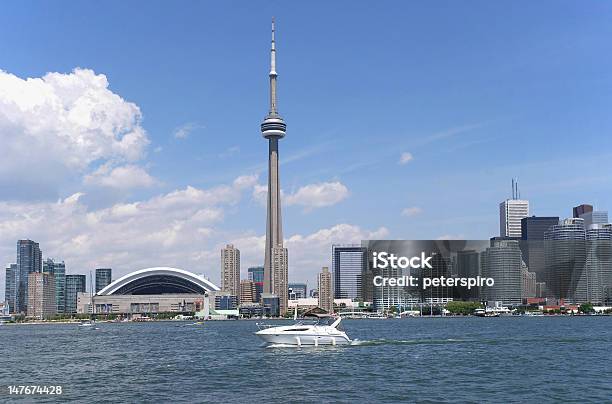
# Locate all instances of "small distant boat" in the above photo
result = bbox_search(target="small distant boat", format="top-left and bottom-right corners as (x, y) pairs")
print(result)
(473, 308), (499, 317)
(255, 313), (351, 346)
(78, 320), (94, 327)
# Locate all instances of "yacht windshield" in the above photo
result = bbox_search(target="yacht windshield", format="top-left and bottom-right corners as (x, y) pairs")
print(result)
(315, 317), (335, 326)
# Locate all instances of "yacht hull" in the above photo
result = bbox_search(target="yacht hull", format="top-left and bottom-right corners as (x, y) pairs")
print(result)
(256, 332), (351, 345)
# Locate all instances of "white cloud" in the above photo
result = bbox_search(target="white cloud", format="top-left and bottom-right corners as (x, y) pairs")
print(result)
(285, 181), (349, 210)
(84, 164), (157, 189)
(284, 224), (389, 284)
(0, 68), (150, 197)
(252, 184), (269, 206)
(401, 206), (422, 217)
(0, 175), (260, 294)
(399, 152), (413, 165)
(173, 122), (202, 139)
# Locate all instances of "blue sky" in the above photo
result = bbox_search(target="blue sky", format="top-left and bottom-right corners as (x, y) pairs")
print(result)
(1, 1), (611, 292)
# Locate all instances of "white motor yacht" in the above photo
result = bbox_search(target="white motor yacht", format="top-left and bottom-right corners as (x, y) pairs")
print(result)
(255, 314), (351, 346)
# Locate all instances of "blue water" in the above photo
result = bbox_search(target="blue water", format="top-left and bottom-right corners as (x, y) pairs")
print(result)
(1, 317), (612, 403)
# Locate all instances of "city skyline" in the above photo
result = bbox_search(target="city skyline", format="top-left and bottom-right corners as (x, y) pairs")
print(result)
(2, 3), (612, 297)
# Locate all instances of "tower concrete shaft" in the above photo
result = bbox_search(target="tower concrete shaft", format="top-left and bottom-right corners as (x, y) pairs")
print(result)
(261, 18), (288, 314)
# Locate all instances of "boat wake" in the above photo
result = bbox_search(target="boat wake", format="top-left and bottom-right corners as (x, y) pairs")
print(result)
(349, 338), (470, 346)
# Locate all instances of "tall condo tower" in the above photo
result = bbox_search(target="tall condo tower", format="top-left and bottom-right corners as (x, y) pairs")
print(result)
(261, 18), (288, 315)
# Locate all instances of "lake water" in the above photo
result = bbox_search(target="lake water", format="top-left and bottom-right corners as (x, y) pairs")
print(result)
(2, 317), (611, 403)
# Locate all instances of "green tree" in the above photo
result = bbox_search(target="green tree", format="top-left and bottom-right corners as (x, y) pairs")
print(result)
(445, 301), (482, 315)
(579, 303), (595, 314)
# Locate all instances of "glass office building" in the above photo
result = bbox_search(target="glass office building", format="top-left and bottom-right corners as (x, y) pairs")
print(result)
(332, 245), (367, 300)
(95, 268), (112, 293)
(65, 274), (86, 314)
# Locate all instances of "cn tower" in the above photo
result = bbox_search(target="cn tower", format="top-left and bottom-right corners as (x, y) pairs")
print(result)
(261, 18), (288, 314)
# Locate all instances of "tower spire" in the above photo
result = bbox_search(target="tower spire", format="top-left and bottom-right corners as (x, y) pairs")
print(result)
(269, 17), (278, 115)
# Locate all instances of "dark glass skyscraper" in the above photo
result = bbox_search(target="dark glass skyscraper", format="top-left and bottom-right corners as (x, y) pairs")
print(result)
(16, 240), (42, 313)
(65, 274), (86, 314)
(521, 216), (560, 283)
(332, 245), (367, 300)
(4, 263), (17, 313)
(95, 268), (112, 293)
(521, 216), (560, 241)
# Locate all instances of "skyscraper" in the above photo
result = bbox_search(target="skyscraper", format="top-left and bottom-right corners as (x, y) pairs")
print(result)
(27, 272), (56, 319)
(585, 224), (612, 305)
(221, 244), (240, 297)
(318, 267), (333, 313)
(573, 204), (593, 219)
(95, 268), (112, 293)
(499, 199), (529, 238)
(544, 218), (587, 303)
(261, 19), (288, 315)
(4, 263), (17, 313)
(481, 240), (522, 306)
(15, 240), (42, 313)
(42, 258), (66, 314)
(332, 245), (367, 300)
(65, 274), (86, 314)
(521, 216), (560, 283)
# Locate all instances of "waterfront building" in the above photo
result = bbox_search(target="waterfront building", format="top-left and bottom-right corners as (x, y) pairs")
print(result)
(95, 268), (112, 293)
(261, 19), (289, 315)
(481, 240), (522, 306)
(4, 263), (17, 313)
(43, 259), (66, 314)
(65, 274), (86, 314)
(261, 293), (280, 317)
(309, 289), (319, 298)
(27, 272), (56, 319)
(585, 224), (612, 305)
(221, 244), (240, 297)
(287, 298), (319, 310)
(248, 266), (264, 302)
(499, 199), (529, 238)
(288, 283), (307, 299)
(544, 218), (587, 303)
(318, 267), (333, 313)
(15, 239), (42, 314)
(88, 267), (217, 315)
(332, 244), (368, 300)
(214, 292), (238, 310)
(240, 279), (257, 305)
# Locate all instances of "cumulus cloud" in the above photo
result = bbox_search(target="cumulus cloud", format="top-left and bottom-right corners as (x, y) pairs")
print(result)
(285, 181), (349, 210)
(83, 164), (157, 189)
(0, 68), (150, 197)
(399, 152), (413, 165)
(0, 175), (260, 292)
(401, 206), (422, 217)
